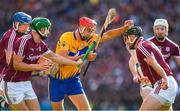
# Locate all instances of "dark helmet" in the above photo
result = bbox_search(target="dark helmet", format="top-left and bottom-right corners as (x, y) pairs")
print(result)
(124, 26), (143, 49)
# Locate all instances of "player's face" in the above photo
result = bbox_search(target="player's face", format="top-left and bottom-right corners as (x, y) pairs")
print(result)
(124, 34), (137, 49)
(18, 23), (30, 34)
(79, 26), (96, 40)
(154, 25), (166, 39)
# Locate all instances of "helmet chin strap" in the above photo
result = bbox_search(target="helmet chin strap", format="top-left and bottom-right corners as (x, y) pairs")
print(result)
(32, 23), (47, 40)
(78, 28), (87, 41)
(13, 22), (19, 31)
(129, 38), (138, 49)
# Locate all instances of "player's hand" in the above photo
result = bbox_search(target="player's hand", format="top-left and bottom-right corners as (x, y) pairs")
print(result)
(124, 20), (134, 29)
(5, 49), (13, 65)
(133, 74), (140, 83)
(75, 54), (85, 60)
(139, 76), (150, 84)
(87, 51), (97, 61)
(76, 59), (83, 66)
(161, 77), (169, 90)
(144, 52), (157, 66)
(36, 60), (53, 71)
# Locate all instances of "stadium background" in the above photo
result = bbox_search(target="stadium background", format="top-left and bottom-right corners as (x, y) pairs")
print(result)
(0, 0), (179, 110)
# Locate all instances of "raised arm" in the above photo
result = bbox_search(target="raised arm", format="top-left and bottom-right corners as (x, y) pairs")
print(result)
(100, 20), (133, 43)
(174, 56), (180, 66)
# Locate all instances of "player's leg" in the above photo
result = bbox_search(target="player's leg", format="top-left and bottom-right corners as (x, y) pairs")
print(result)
(66, 74), (91, 110)
(69, 93), (91, 111)
(49, 77), (65, 110)
(159, 76), (178, 111)
(139, 94), (162, 110)
(10, 100), (29, 110)
(51, 100), (64, 111)
(25, 99), (40, 110)
(140, 76), (177, 110)
(140, 85), (153, 100)
(23, 81), (40, 110)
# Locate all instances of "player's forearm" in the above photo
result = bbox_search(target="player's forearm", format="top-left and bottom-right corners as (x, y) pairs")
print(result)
(67, 55), (82, 61)
(151, 63), (167, 79)
(174, 56), (180, 66)
(13, 62), (38, 71)
(45, 52), (79, 65)
(129, 57), (138, 77)
(100, 26), (129, 43)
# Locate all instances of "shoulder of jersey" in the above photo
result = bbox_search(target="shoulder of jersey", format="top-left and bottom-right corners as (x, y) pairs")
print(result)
(60, 32), (74, 40)
(165, 37), (179, 47)
(146, 36), (155, 41)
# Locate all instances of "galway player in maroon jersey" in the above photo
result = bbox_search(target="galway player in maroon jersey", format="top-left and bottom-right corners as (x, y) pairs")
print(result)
(1, 17), (82, 110)
(128, 19), (180, 110)
(124, 26), (178, 110)
(148, 18), (180, 65)
(0, 12), (32, 109)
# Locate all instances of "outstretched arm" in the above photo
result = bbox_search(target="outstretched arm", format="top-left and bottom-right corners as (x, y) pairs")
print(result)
(173, 56), (180, 66)
(13, 53), (51, 71)
(44, 51), (82, 66)
(100, 20), (133, 43)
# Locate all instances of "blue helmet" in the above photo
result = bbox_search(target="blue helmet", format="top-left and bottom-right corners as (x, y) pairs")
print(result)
(13, 12), (32, 24)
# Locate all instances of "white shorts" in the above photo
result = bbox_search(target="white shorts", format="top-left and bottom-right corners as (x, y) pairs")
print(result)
(1, 80), (37, 104)
(150, 76), (178, 105)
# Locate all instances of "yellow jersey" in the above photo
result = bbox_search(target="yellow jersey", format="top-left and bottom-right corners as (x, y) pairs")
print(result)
(55, 32), (97, 80)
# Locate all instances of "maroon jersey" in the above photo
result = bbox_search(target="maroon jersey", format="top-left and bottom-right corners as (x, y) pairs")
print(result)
(136, 39), (173, 84)
(148, 36), (180, 64)
(0, 28), (22, 77)
(3, 33), (50, 82)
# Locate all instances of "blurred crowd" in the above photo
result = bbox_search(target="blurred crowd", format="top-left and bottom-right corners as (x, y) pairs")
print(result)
(0, 0), (179, 110)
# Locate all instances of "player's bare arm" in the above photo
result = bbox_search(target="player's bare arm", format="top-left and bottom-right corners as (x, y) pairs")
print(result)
(100, 20), (134, 43)
(174, 56), (180, 66)
(86, 51), (97, 61)
(13, 53), (51, 71)
(144, 52), (168, 89)
(44, 51), (83, 65)
(128, 56), (140, 83)
(58, 50), (84, 61)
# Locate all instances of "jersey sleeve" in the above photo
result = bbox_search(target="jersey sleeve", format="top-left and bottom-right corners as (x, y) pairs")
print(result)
(172, 44), (180, 57)
(41, 41), (51, 56)
(56, 33), (71, 54)
(14, 37), (28, 57)
(2, 30), (11, 50)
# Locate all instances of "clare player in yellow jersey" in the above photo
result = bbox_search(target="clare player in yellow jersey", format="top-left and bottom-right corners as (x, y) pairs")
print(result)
(49, 17), (134, 110)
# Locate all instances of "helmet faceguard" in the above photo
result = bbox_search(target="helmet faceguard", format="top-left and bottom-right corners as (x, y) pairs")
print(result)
(153, 19), (168, 41)
(123, 26), (143, 49)
(30, 17), (51, 40)
(13, 12), (32, 34)
(78, 17), (97, 41)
